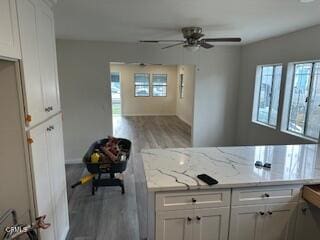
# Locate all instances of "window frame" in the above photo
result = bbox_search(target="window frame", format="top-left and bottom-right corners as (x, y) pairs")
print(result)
(152, 73), (168, 97)
(134, 73), (150, 97)
(252, 64), (283, 128)
(284, 61), (320, 140)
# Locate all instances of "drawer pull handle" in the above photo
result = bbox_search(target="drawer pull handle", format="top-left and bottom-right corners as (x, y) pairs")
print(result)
(187, 217), (192, 222)
(196, 216), (201, 221)
(267, 211), (272, 215)
(263, 193), (270, 198)
(192, 198), (197, 203)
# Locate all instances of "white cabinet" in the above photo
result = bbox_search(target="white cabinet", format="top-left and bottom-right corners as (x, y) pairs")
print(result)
(36, 0), (60, 116)
(156, 210), (193, 240)
(0, 0), (21, 59)
(155, 190), (230, 240)
(229, 203), (296, 240)
(17, 0), (61, 127)
(28, 114), (69, 240)
(156, 208), (229, 240)
(229, 205), (264, 240)
(295, 202), (320, 240)
(28, 119), (55, 240)
(17, 0), (45, 125)
(193, 208), (229, 240)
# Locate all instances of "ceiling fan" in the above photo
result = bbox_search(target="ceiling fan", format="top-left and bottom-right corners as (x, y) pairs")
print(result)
(140, 27), (241, 51)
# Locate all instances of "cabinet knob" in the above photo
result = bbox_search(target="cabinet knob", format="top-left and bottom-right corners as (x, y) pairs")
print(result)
(46, 127), (52, 132)
(263, 193), (270, 198)
(27, 138), (34, 144)
(45, 107), (50, 112)
(267, 211), (272, 215)
(259, 211), (265, 216)
(187, 217), (192, 222)
(49, 106), (53, 111)
(192, 198), (197, 203)
(50, 125), (54, 130)
(196, 216), (201, 221)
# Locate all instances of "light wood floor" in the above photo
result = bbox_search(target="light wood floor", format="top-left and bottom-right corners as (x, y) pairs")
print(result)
(65, 116), (191, 240)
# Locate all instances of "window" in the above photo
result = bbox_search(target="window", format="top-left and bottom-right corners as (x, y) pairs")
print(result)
(152, 74), (167, 97)
(179, 74), (184, 98)
(252, 64), (283, 127)
(134, 73), (150, 96)
(286, 62), (320, 139)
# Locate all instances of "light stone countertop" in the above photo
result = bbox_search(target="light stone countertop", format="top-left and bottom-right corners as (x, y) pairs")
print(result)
(141, 144), (320, 192)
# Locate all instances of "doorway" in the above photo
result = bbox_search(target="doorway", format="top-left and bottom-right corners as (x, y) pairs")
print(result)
(111, 72), (121, 116)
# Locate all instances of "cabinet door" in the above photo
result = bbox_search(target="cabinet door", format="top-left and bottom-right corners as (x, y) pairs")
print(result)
(17, 0), (46, 126)
(36, 1), (61, 116)
(261, 203), (296, 240)
(295, 202), (320, 240)
(46, 114), (69, 239)
(229, 205), (264, 240)
(156, 210), (193, 240)
(193, 207), (229, 240)
(28, 124), (55, 240)
(0, 0), (20, 59)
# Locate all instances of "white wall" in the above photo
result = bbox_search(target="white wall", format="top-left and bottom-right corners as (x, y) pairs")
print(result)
(56, 40), (241, 161)
(236, 25), (320, 145)
(176, 65), (195, 126)
(110, 64), (178, 116)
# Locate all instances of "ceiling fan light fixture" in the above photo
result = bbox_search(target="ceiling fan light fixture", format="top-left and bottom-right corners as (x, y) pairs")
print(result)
(184, 44), (200, 52)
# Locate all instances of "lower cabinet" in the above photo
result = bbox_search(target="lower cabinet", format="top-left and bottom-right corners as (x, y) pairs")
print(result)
(229, 203), (296, 240)
(156, 208), (229, 240)
(294, 202), (320, 240)
(28, 113), (69, 240)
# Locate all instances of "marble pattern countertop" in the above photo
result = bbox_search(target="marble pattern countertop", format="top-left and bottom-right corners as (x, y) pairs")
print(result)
(141, 144), (320, 191)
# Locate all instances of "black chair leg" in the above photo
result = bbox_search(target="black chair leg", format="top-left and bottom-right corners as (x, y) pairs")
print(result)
(120, 181), (125, 194)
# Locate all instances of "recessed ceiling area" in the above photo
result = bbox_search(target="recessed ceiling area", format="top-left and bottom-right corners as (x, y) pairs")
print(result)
(54, 0), (320, 44)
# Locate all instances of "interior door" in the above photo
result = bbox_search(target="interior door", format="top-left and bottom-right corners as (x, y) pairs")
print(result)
(17, 0), (46, 126)
(0, 0), (20, 59)
(261, 203), (296, 240)
(36, 1), (60, 116)
(193, 207), (230, 240)
(229, 205), (264, 240)
(46, 114), (69, 239)
(28, 124), (55, 240)
(156, 210), (193, 240)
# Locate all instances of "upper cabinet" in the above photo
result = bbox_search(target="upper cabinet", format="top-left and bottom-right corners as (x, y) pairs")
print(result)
(36, 1), (61, 117)
(0, 0), (21, 59)
(17, 0), (61, 127)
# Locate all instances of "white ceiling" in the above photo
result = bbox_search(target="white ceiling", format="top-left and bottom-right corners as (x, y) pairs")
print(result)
(54, 0), (320, 44)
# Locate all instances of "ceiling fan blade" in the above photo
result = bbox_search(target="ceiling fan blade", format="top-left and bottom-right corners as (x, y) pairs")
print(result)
(140, 40), (184, 43)
(202, 38), (242, 42)
(200, 42), (214, 49)
(162, 42), (185, 49)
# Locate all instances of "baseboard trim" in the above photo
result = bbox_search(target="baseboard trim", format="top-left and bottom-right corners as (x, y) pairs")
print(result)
(176, 115), (192, 127)
(65, 158), (82, 164)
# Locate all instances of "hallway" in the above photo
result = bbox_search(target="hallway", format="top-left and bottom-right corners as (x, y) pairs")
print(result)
(65, 116), (191, 239)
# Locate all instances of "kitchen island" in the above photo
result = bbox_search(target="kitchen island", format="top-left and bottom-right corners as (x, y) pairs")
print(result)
(141, 144), (320, 240)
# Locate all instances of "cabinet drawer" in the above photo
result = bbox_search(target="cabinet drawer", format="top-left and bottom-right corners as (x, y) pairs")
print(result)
(303, 185), (320, 208)
(232, 185), (300, 206)
(156, 189), (230, 211)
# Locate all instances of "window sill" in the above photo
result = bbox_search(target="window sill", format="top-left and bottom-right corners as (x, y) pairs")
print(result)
(252, 120), (277, 130)
(280, 129), (319, 143)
